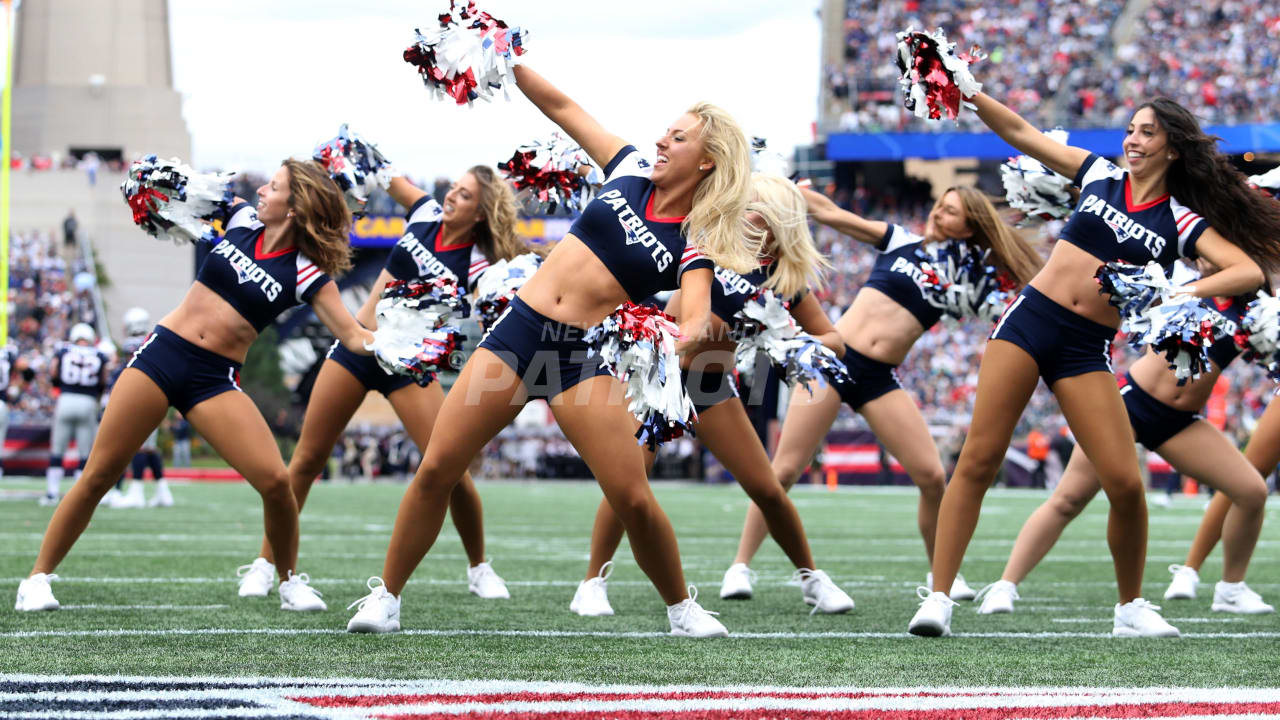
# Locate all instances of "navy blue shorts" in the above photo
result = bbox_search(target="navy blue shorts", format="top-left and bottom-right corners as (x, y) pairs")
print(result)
(989, 286), (1116, 385)
(836, 345), (902, 410)
(125, 325), (243, 414)
(1119, 373), (1200, 449)
(682, 367), (739, 414)
(326, 339), (421, 397)
(478, 295), (610, 401)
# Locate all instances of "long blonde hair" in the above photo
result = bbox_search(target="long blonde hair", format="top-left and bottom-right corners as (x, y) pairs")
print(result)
(282, 158), (353, 277)
(465, 165), (526, 263)
(749, 174), (831, 299)
(683, 102), (760, 274)
(944, 186), (1042, 285)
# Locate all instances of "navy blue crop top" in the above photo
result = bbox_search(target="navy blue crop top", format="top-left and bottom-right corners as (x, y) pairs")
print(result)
(710, 263), (807, 324)
(860, 224), (944, 330)
(197, 203), (332, 332)
(1060, 153), (1207, 266)
(384, 196), (492, 291)
(567, 146), (714, 301)
(1206, 295), (1246, 370)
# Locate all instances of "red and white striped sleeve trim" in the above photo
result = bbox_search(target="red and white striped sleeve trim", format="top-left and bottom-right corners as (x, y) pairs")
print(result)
(466, 247), (490, 291)
(678, 243), (709, 273)
(1170, 197), (1204, 256)
(295, 254), (326, 302)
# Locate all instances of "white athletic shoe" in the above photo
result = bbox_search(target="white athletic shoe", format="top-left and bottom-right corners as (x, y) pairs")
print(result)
(719, 563), (756, 600)
(236, 558), (276, 598)
(15, 573), (59, 612)
(110, 483), (145, 509)
(793, 568), (854, 614)
(99, 489), (121, 506)
(1211, 581), (1275, 614)
(927, 572), (977, 602)
(907, 587), (956, 637)
(147, 481), (175, 508)
(569, 561), (614, 617)
(279, 571), (327, 612)
(38, 493), (60, 507)
(667, 586), (728, 638)
(1112, 598), (1180, 637)
(975, 580), (1019, 615)
(1151, 493), (1172, 508)
(346, 577), (400, 633)
(1163, 564), (1200, 600)
(467, 562), (510, 600)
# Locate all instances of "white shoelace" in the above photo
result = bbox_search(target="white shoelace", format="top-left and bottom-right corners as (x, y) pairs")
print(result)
(347, 577), (390, 611)
(915, 585), (958, 606)
(973, 581), (1018, 603)
(284, 571), (322, 597)
(671, 585), (720, 626)
(1168, 563), (1197, 578)
(595, 560), (615, 583)
(28, 573), (58, 587)
(792, 569), (841, 615)
(236, 561), (271, 580)
(1124, 597), (1162, 614)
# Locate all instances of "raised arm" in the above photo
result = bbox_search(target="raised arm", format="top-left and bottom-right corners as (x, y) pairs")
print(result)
(386, 176), (428, 211)
(513, 64), (628, 169)
(969, 92), (1091, 180)
(309, 282), (374, 355)
(801, 187), (888, 245)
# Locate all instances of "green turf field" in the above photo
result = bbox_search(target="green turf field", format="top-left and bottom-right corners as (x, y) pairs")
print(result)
(2, 479), (1277, 687)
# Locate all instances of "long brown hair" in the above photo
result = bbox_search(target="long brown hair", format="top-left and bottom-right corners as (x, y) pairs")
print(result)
(465, 165), (525, 263)
(1139, 98), (1280, 270)
(281, 158), (353, 277)
(943, 186), (1042, 285)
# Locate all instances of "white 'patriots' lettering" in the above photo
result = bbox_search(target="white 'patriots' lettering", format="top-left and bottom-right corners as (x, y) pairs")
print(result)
(1077, 194), (1168, 256)
(397, 233), (458, 282)
(598, 189), (674, 273)
(715, 268), (756, 296)
(211, 240), (283, 302)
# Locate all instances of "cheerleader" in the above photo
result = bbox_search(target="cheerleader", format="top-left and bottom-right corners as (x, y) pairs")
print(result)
(235, 166), (524, 602)
(910, 93), (1280, 638)
(16, 159), (372, 613)
(721, 184), (1041, 603)
(570, 174), (854, 617)
(976, 285), (1273, 616)
(1162, 393), (1280, 605)
(345, 61), (759, 637)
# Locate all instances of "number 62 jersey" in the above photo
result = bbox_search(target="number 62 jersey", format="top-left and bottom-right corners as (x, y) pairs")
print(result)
(54, 344), (110, 399)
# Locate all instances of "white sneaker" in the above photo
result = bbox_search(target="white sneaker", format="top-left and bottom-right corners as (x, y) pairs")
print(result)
(793, 568), (854, 614)
(1112, 598), (1180, 637)
(236, 558), (276, 598)
(38, 493), (60, 507)
(15, 573), (60, 612)
(1211, 581), (1275, 614)
(467, 561), (510, 600)
(147, 481), (174, 508)
(570, 561), (614, 617)
(1163, 564), (1199, 600)
(907, 587), (956, 637)
(927, 572), (977, 602)
(99, 489), (121, 506)
(346, 577), (400, 633)
(667, 586), (728, 638)
(719, 563), (756, 600)
(279, 571), (327, 612)
(1151, 493), (1172, 508)
(110, 483), (145, 509)
(975, 580), (1019, 615)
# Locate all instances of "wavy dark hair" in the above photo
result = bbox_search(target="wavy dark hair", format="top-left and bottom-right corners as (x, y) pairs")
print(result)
(1139, 98), (1280, 270)
(281, 158), (353, 277)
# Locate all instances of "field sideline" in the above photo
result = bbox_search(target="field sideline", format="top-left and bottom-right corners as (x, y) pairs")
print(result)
(1, 478), (1278, 716)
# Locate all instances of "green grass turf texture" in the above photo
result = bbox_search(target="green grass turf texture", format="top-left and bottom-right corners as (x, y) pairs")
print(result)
(1, 479), (1277, 686)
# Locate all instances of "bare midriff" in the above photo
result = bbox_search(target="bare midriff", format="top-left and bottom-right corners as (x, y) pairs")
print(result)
(516, 234), (633, 329)
(836, 288), (926, 366)
(157, 282), (260, 362)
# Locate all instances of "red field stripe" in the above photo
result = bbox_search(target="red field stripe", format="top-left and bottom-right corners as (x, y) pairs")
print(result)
(370, 701), (1280, 720)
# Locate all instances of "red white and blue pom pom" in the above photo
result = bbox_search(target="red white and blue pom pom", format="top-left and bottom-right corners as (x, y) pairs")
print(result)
(895, 27), (984, 122)
(733, 289), (850, 393)
(1130, 298), (1228, 384)
(497, 133), (598, 214)
(1248, 166), (1280, 200)
(584, 303), (695, 450)
(1001, 128), (1074, 224)
(914, 241), (1018, 323)
(750, 137), (790, 177)
(313, 124), (396, 216)
(474, 252), (543, 330)
(1234, 292), (1280, 382)
(1095, 261), (1174, 320)
(366, 277), (471, 385)
(403, 1), (528, 106)
(120, 155), (235, 244)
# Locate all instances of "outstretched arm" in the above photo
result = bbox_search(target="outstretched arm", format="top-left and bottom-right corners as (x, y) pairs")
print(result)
(969, 92), (1091, 179)
(310, 282), (374, 355)
(513, 65), (628, 169)
(801, 187), (889, 246)
(386, 176), (428, 211)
